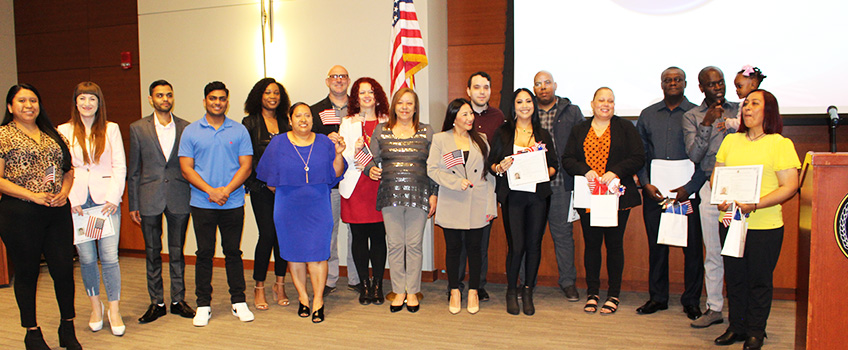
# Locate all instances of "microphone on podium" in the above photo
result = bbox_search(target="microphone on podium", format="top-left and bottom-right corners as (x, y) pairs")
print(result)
(828, 106), (840, 124)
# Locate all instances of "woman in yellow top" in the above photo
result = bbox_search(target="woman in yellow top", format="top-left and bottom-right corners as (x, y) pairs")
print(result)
(713, 89), (800, 350)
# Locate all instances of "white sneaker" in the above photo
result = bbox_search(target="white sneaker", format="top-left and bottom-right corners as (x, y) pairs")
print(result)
(193, 306), (211, 327)
(231, 302), (254, 322)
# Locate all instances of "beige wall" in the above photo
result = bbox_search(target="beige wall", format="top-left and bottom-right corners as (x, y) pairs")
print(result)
(138, 0), (448, 270)
(0, 0), (17, 92)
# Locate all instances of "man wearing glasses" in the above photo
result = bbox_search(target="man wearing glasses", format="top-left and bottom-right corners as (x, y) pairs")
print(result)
(682, 66), (740, 329)
(310, 65), (360, 295)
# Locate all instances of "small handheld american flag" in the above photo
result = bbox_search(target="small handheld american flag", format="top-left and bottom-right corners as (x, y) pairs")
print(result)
(85, 216), (106, 240)
(442, 150), (464, 168)
(679, 200), (694, 215)
(43, 165), (55, 184)
(319, 109), (341, 125)
(354, 145), (373, 168)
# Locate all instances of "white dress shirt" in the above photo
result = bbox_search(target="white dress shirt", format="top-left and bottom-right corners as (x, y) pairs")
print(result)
(155, 114), (176, 161)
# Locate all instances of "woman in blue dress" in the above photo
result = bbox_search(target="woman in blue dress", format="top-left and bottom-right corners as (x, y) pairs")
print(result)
(256, 102), (346, 323)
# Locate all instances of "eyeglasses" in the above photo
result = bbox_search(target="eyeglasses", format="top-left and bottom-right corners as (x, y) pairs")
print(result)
(662, 77), (684, 84)
(328, 74), (349, 80)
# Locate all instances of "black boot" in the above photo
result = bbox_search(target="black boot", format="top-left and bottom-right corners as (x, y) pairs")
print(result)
(506, 289), (520, 315)
(24, 328), (50, 350)
(522, 286), (535, 316)
(371, 277), (385, 305)
(359, 278), (372, 305)
(58, 319), (82, 350)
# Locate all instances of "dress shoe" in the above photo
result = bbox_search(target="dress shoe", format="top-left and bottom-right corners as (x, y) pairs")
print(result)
(683, 304), (702, 320)
(359, 279), (372, 305)
(636, 300), (668, 315)
(24, 327), (50, 350)
(232, 302), (255, 322)
(312, 306), (325, 323)
(521, 286), (535, 316)
(448, 289), (461, 315)
(193, 306), (211, 327)
(743, 335), (764, 350)
(390, 293), (405, 313)
(171, 300), (196, 318)
(406, 303), (420, 313)
(714, 329), (746, 345)
(322, 285), (337, 296)
(347, 283), (361, 292)
(58, 319), (82, 350)
(505, 289), (520, 315)
(478, 288), (490, 302)
(691, 309), (723, 328)
(562, 285), (580, 302)
(139, 304), (167, 323)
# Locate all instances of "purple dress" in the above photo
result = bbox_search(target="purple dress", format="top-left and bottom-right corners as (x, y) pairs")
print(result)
(256, 134), (345, 262)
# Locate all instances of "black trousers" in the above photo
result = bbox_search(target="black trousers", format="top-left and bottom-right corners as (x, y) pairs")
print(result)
(456, 223), (491, 289)
(249, 187), (287, 282)
(578, 208), (631, 298)
(720, 225), (783, 338)
(349, 222), (387, 283)
(141, 207), (190, 305)
(642, 194), (704, 306)
(192, 206), (246, 307)
(501, 191), (549, 289)
(0, 197), (76, 327)
(444, 227), (483, 289)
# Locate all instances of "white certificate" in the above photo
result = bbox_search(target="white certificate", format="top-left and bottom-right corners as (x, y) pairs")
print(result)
(710, 165), (763, 204)
(506, 150), (549, 189)
(650, 159), (696, 199)
(72, 205), (116, 245)
(573, 175), (592, 208)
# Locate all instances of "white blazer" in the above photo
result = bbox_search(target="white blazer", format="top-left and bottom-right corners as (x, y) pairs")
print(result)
(338, 115), (384, 199)
(58, 122), (127, 207)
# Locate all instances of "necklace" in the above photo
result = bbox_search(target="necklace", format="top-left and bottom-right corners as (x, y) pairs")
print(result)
(746, 132), (766, 142)
(291, 139), (315, 183)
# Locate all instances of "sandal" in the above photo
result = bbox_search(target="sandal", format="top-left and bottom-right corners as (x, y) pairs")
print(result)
(584, 295), (599, 313)
(600, 296), (620, 315)
(273, 282), (290, 306)
(254, 286), (269, 311)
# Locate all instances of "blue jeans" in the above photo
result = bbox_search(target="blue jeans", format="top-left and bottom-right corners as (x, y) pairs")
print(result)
(75, 195), (121, 301)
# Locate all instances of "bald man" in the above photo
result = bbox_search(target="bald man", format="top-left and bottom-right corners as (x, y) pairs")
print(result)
(532, 70), (585, 301)
(310, 65), (360, 295)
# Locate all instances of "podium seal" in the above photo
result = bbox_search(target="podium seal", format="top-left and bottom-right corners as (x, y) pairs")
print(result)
(836, 193), (848, 259)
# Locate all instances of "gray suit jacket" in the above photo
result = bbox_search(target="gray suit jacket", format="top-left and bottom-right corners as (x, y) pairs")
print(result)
(127, 114), (191, 216)
(427, 131), (497, 230)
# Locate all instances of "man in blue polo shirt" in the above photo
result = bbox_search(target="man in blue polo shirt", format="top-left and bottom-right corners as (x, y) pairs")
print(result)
(179, 81), (254, 327)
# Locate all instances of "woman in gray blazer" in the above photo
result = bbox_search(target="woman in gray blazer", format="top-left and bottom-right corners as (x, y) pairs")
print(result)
(427, 98), (496, 315)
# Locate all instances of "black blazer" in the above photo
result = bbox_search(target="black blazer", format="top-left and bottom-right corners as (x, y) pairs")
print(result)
(242, 113), (290, 192)
(561, 116), (645, 209)
(487, 124), (559, 203)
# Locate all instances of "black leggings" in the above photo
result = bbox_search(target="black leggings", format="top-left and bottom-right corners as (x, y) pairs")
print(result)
(501, 191), (549, 289)
(0, 196), (76, 328)
(349, 222), (387, 283)
(250, 186), (287, 281)
(444, 228), (483, 289)
(578, 208), (630, 298)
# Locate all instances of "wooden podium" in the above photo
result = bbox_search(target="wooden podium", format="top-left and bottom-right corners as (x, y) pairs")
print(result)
(796, 152), (848, 349)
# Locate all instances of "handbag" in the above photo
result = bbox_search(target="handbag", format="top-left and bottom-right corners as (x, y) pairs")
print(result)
(657, 202), (688, 247)
(721, 207), (748, 258)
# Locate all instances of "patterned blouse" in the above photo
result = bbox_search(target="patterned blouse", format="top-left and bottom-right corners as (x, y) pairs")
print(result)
(584, 125), (611, 175)
(0, 122), (68, 195)
(368, 122), (438, 212)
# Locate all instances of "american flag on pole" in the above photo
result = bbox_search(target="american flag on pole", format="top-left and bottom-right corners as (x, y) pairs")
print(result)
(390, 0), (428, 95)
(85, 216), (106, 240)
(354, 145), (374, 168)
(319, 109), (340, 126)
(442, 150), (464, 169)
(43, 165), (55, 184)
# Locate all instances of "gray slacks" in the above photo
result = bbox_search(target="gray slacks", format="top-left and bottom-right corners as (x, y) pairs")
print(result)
(382, 206), (427, 294)
(141, 208), (190, 304)
(327, 188), (359, 287)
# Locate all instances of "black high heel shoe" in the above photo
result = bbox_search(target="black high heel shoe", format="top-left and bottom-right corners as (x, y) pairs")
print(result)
(312, 306), (325, 323)
(298, 303), (311, 318)
(359, 279), (372, 305)
(389, 293), (405, 313)
(24, 328), (50, 350)
(58, 319), (82, 350)
(370, 277), (385, 305)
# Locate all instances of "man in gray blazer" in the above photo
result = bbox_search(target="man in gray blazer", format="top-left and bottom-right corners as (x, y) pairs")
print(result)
(128, 80), (195, 323)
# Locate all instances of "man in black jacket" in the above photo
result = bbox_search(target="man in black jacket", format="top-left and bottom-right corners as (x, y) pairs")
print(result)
(533, 71), (585, 301)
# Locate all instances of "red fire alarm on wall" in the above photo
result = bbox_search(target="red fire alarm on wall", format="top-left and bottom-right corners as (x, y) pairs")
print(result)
(121, 51), (132, 70)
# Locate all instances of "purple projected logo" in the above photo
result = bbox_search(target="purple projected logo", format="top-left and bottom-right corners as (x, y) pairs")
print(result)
(611, 0), (710, 14)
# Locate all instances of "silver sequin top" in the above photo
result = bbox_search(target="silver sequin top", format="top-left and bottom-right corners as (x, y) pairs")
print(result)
(367, 122), (437, 212)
